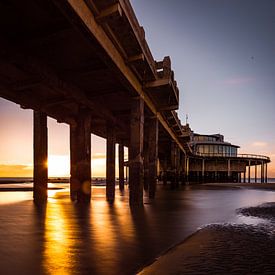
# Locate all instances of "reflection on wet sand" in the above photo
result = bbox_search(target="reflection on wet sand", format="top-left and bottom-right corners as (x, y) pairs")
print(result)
(0, 184), (275, 274)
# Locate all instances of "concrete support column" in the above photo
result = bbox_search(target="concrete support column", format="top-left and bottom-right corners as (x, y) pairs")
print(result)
(143, 125), (149, 191)
(33, 111), (48, 202)
(162, 158), (168, 185)
(243, 171), (246, 183)
(202, 158), (205, 183)
(106, 125), (115, 202)
(179, 152), (185, 184)
(70, 109), (91, 203)
(186, 157), (190, 182)
(118, 144), (124, 191)
(265, 163), (268, 183)
(148, 116), (158, 198)
(175, 147), (180, 186)
(129, 97), (144, 205)
(248, 160), (251, 183)
(171, 142), (177, 188)
(227, 159), (231, 182)
(255, 165), (257, 183)
(261, 161), (264, 183)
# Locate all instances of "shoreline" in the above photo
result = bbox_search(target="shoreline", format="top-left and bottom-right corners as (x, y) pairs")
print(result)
(138, 184), (275, 274)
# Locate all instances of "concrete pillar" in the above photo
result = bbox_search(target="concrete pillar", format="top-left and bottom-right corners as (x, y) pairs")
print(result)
(186, 157), (189, 182)
(260, 162), (264, 183)
(248, 160), (251, 183)
(118, 144), (124, 191)
(265, 163), (268, 183)
(179, 153), (185, 184)
(125, 165), (128, 183)
(70, 109), (91, 203)
(129, 97), (144, 205)
(143, 126), (149, 191)
(227, 159), (231, 182)
(255, 165), (257, 183)
(33, 111), (48, 202)
(243, 171), (246, 183)
(162, 158), (168, 185)
(148, 116), (158, 198)
(106, 125), (115, 202)
(202, 158), (205, 182)
(175, 147), (181, 186)
(171, 142), (177, 188)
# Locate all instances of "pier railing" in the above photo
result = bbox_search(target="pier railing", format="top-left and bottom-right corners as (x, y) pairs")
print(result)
(194, 152), (270, 161)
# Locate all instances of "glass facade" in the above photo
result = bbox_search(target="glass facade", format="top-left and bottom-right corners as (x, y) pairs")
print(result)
(196, 144), (238, 157)
(193, 136), (217, 142)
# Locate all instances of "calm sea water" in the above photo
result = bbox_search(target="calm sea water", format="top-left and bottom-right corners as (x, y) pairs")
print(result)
(0, 182), (275, 274)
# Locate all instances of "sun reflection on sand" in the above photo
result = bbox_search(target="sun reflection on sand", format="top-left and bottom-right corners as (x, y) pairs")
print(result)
(43, 200), (78, 274)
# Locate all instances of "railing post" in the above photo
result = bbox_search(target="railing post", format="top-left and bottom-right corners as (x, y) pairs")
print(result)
(248, 160), (251, 183)
(265, 163), (268, 183)
(255, 164), (257, 183)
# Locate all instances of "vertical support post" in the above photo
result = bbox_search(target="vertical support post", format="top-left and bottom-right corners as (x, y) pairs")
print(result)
(255, 165), (257, 183)
(248, 160), (251, 183)
(143, 123), (149, 191)
(261, 161), (264, 183)
(162, 158), (168, 185)
(70, 109), (91, 203)
(227, 159), (231, 182)
(125, 165), (128, 183)
(171, 142), (177, 188)
(148, 116), (158, 198)
(265, 163), (268, 183)
(106, 124), (115, 202)
(129, 97), (144, 205)
(243, 170), (246, 183)
(186, 157), (189, 183)
(119, 144), (124, 191)
(33, 111), (48, 202)
(202, 158), (205, 183)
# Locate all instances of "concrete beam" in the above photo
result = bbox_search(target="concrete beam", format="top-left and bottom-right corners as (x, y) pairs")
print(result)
(95, 3), (122, 23)
(60, 0), (185, 154)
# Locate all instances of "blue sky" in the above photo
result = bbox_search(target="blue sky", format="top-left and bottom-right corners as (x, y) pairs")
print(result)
(131, 0), (275, 169)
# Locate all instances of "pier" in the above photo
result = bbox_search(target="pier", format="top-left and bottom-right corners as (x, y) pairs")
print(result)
(0, 0), (270, 204)
(0, 0), (185, 204)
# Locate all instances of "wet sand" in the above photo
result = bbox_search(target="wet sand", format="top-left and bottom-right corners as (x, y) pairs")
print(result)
(139, 183), (275, 275)
(204, 182), (275, 191)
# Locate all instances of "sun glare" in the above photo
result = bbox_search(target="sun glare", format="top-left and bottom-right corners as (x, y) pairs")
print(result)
(48, 155), (70, 177)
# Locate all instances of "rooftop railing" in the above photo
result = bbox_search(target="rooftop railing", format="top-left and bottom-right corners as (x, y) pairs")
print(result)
(194, 152), (270, 161)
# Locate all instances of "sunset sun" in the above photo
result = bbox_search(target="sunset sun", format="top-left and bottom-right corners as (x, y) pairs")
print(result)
(48, 155), (70, 177)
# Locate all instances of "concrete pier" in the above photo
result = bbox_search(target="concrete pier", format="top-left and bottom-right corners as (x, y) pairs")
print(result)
(33, 111), (48, 202)
(70, 109), (92, 203)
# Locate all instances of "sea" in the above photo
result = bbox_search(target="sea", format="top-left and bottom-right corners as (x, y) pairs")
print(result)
(0, 178), (275, 274)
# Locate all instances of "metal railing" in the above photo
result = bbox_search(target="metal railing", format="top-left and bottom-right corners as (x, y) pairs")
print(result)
(194, 152), (270, 161)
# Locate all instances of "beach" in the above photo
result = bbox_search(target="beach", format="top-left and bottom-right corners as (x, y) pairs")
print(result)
(139, 183), (275, 275)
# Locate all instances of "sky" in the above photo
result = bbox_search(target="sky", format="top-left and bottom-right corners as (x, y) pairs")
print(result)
(0, 0), (274, 177)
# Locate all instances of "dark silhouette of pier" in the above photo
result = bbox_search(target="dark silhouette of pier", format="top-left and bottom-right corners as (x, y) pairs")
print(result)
(0, 0), (270, 204)
(0, 0), (185, 204)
